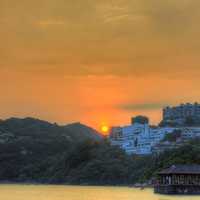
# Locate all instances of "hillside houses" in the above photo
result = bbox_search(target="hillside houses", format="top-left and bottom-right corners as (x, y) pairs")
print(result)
(109, 103), (200, 155)
(109, 118), (176, 155)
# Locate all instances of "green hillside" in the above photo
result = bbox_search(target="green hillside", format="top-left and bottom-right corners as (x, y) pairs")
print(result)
(0, 117), (200, 185)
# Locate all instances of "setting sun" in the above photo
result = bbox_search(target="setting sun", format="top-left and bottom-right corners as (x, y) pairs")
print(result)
(100, 125), (109, 134)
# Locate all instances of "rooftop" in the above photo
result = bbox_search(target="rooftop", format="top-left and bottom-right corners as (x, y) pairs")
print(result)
(158, 165), (200, 175)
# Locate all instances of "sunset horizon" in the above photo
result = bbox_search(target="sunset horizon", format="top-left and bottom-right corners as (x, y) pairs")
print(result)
(1, 1), (200, 132)
(1, 0), (200, 198)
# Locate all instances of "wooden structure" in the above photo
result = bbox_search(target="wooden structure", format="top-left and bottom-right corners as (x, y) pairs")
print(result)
(154, 165), (200, 194)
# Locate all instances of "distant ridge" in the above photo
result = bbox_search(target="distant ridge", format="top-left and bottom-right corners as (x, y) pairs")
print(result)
(0, 117), (106, 183)
(0, 117), (102, 142)
(63, 122), (102, 141)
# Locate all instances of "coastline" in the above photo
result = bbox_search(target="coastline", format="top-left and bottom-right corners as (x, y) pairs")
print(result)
(0, 181), (153, 188)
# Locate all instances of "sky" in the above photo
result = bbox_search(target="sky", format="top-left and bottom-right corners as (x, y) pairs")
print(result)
(1, 0), (200, 131)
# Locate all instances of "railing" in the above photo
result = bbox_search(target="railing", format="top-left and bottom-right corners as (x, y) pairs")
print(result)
(156, 183), (200, 186)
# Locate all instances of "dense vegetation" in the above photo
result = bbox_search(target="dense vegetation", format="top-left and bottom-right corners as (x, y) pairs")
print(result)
(0, 117), (200, 185)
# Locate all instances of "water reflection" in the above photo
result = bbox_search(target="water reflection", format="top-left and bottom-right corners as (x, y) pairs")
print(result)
(0, 185), (200, 200)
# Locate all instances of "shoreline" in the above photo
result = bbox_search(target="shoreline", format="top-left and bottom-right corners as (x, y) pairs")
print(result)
(0, 181), (153, 188)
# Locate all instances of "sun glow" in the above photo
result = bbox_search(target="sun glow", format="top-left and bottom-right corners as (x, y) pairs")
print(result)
(100, 125), (109, 135)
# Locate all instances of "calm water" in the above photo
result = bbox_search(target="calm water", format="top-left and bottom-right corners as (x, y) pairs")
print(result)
(0, 185), (200, 200)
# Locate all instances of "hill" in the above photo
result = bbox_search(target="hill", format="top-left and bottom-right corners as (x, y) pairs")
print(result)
(0, 117), (200, 185)
(0, 117), (102, 143)
(0, 117), (102, 182)
(63, 122), (102, 142)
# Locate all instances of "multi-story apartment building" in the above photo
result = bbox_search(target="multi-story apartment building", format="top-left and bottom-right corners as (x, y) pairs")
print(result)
(163, 103), (200, 125)
(109, 107), (200, 155)
(109, 127), (123, 147)
(109, 116), (176, 155)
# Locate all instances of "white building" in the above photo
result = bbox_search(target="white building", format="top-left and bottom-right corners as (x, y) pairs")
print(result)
(121, 123), (151, 154)
(163, 103), (200, 126)
(181, 127), (200, 139)
(110, 122), (200, 155)
(109, 127), (123, 147)
(109, 117), (176, 155)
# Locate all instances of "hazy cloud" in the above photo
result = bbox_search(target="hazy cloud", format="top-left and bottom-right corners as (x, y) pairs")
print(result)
(1, 0), (200, 127)
(1, 0), (200, 79)
(36, 20), (65, 27)
(118, 103), (169, 111)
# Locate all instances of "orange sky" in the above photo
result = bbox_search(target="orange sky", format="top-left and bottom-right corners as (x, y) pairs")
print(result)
(1, 0), (200, 131)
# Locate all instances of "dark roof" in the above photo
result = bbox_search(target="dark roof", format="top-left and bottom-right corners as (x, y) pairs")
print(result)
(158, 165), (200, 175)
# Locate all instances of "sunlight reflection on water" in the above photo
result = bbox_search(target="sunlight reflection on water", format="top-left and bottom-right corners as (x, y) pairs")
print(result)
(0, 185), (200, 200)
